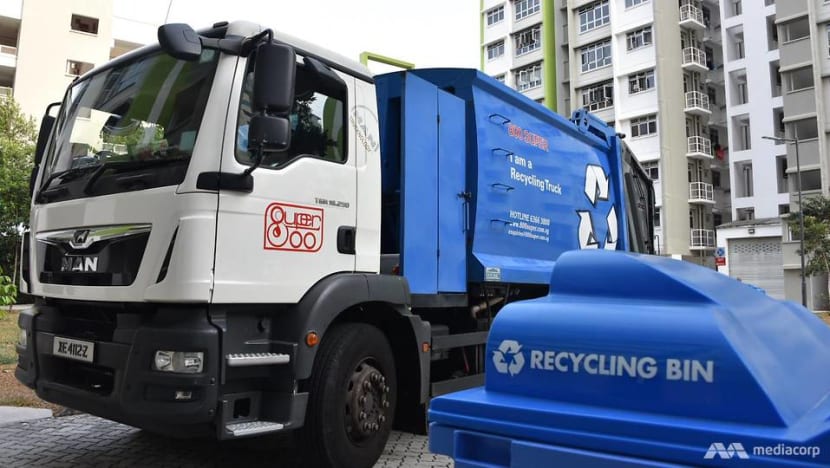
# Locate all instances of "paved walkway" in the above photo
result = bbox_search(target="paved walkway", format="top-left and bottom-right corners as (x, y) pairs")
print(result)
(0, 414), (453, 467)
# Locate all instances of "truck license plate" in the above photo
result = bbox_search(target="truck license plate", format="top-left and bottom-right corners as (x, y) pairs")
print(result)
(52, 336), (94, 363)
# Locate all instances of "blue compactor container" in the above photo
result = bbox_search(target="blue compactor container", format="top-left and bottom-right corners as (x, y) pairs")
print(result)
(429, 250), (830, 467)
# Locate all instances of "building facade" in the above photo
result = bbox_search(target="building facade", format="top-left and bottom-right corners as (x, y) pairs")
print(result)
(0, 0), (157, 120)
(717, 0), (830, 308)
(715, 0), (790, 300)
(480, 0), (731, 262)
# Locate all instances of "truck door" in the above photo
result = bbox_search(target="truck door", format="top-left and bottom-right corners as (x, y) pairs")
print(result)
(212, 55), (357, 304)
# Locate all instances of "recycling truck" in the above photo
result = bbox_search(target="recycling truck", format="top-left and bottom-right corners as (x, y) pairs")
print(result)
(15, 21), (654, 467)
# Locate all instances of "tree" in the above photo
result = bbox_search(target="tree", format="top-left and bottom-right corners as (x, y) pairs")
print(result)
(786, 195), (830, 300)
(0, 97), (36, 302)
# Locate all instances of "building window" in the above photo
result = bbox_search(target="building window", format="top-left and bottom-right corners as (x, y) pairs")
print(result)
(788, 118), (819, 140)
(579, 1), (610, 34)
(494, 74), (506, 83)
(70, 14), (99, 35)
(580, 81), (613, 111)
(732, 0), (742, 16)
(514, 62), (542, 91)
(653, 207), (661, 227)
(487, 41), (505, 60)
(642, 161), (659, 180)
(779, 204), (790, 215)
(781, 18), (810, 43)
(514, 0), (541, 21)
(626, 26), (653, 51)
(826, 24), (830, 56)
(514, 26), (541, 56)
(735, 162), (754, 197)
(66, 60), (94, 76)
(712, 170), (721, 188)
(784, 66), (814, 92)
(732, 116), (751, 151)
(486, 6), (505, 26)
(799, 169), (822, 191)
(580, 39), (611, 72)
(625, 0), (648, 8)
(630, 114), (657, 137)
(736, 82), (748, 104)
(628, 69), (655, 94)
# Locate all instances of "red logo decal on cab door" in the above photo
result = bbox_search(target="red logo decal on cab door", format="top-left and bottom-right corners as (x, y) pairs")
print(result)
(264, 202), (324, 252)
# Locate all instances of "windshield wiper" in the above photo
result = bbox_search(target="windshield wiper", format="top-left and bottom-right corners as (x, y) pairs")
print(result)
(82, 157), (189, 195)
(36, 165), (100, 202)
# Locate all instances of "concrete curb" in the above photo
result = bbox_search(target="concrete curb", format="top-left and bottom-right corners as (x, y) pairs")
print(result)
(0, 406), (52, 426)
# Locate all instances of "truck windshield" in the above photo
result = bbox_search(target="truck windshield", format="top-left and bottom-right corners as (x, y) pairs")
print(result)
(38, 48), (219, 203)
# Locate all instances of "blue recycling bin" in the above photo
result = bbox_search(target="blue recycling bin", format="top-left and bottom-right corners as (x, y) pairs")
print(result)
(429, 250), (830, 467)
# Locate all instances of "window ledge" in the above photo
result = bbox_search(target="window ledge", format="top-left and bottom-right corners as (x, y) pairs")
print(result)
(70, 30), (98, 38)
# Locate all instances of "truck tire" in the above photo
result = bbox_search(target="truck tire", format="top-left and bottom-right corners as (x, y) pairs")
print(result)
(298, 322), (397, 468)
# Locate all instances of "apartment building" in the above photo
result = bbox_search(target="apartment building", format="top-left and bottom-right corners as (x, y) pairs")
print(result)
(714, 0), (791, 300)
(0, 0), (157, 120)
(480, 0), (731, 262)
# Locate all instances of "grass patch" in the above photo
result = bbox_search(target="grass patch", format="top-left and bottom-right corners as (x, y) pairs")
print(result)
(0, 311), (20, 365)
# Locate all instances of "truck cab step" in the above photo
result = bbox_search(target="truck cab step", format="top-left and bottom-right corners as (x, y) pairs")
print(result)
(226, 420), (285, 437)
(226, 352), (290, 367)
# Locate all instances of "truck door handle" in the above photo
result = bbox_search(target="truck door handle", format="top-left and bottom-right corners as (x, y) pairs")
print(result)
(337, 226), (356, 255)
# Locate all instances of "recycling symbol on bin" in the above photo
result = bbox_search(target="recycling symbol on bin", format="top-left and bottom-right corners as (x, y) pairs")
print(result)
(492, 340), (525, 376)
(577, 164), (618, 250)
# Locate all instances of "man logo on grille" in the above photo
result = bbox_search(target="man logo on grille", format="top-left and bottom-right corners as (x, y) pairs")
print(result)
(492, 340), (525, 376)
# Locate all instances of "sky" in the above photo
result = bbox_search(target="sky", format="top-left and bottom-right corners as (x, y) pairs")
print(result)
(114, 0), (481, 73)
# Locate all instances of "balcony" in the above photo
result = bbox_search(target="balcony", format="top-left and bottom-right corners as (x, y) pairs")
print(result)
(679, 4), (706, 30)
(689, 182), (715, 204)
(686, 136), (714, 159)
(681, 47), (708, 73)
(0, 86), (10, 99)
(690, 229), (716, 250)
(684, 91), (711, 116)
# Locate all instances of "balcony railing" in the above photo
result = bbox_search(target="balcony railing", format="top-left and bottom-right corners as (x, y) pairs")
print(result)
(684, 91), (711, 113)
(679, 4), (705, 29)
(689, 182), (715, 202)
(0, 45), (16, 56)
(690, 229), (716, 248)
(681, 47), (708, 71)
(687, 136), (713, 158)
(0, 86), (10, 99)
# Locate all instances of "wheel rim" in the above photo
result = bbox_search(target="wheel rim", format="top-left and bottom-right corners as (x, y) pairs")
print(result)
(344, 358), (391, 443)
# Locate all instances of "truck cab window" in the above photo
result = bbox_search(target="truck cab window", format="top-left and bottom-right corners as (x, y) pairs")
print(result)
(236, 57), (347, 168)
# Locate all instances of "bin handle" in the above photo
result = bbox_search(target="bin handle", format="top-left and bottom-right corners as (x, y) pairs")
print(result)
(492, 148), (514, 158)
(490, 182), (515, 192)
(488, 113), (511, 125)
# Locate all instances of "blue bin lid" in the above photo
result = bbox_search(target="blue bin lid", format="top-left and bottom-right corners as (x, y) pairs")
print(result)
(429, 251), (830, 466)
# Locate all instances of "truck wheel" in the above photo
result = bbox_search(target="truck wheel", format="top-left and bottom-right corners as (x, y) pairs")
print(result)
(298, 323), (397, 468)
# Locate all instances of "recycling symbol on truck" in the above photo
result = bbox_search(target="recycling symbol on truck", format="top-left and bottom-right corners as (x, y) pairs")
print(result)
(492, 340), (525, 376)
(577, 164), (618, 250)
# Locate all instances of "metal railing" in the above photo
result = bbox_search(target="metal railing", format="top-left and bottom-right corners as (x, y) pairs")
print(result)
(0, 86), (10, 99)
(682, 47), (707, 68)
(680, 4), (705, 25)
(690, 229), (716, 248)
(0, 45), (17, 56)
(684, 91), (710, 112)
(687, 136), (713, 157)
(689, 182), (715, 202)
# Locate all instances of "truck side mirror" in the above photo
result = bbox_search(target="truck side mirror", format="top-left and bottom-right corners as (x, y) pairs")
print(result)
(248, 114), (290, 153)
(30, 102), (60, 196)
(158, 23), (202, 61)
(253, 43), (296, 114)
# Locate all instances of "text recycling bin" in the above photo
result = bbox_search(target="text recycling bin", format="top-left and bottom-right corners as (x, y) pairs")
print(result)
(429, 250), (830, 467)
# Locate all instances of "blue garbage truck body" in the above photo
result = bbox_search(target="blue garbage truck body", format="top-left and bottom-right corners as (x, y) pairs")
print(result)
(16, 22), (654, 467)
(429, 250), (830, 467)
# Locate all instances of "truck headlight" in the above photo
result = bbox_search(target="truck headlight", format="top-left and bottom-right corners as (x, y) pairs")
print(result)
(18, 329), (27, 349)
(153, 351), (203, 374)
